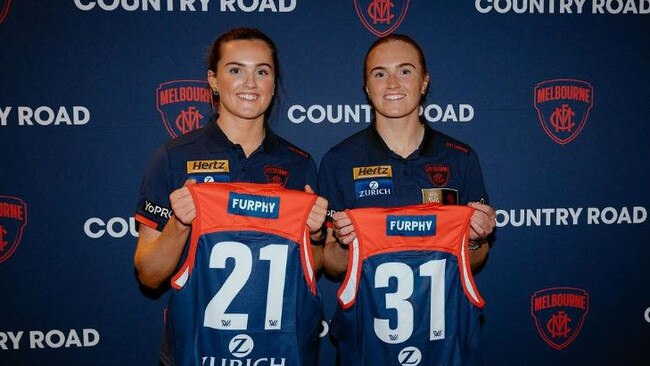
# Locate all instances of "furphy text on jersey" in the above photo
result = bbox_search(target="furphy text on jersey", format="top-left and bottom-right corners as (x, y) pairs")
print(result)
(386, 215), (437, 236)
(73, 0), (297, 12)
(228, 192), (280, 219)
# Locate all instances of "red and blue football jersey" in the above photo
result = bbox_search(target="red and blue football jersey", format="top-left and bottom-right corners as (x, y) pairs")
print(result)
(169, 182), (322, 366)
(331, 203), (485, 366)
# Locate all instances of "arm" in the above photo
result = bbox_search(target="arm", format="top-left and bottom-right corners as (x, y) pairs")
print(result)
(322, 211), (356, 280)
(134, 180), (196, 289)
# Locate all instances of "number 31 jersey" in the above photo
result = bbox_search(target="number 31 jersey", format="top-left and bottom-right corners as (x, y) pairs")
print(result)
(170, 182), (322, 366)
(331, 204), (485, 366)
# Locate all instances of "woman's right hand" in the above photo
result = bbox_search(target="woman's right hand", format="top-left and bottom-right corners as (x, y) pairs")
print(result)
(169, 179), (197, 226)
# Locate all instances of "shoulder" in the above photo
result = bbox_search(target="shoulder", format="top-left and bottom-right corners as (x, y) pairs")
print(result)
(271, 134), (314, 162)
(321, 128), (369, 162)
(162, 128), (206, 153)
(431, 129), (475, 156)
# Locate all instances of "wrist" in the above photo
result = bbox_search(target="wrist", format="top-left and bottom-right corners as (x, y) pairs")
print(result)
(468, 238), (485, 251)
(310, 227), (326, 245)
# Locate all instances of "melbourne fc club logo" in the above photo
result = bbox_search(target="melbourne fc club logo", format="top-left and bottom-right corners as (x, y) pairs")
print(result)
(0, 195), (27, 264)
(264, 165), (289, 187)
(0, 0), (11, 24)
(354, 0), (410, 37)
(424, 164), (450, 187)
(156, 80), (212, 138)
(534, 79), (594, 145)
(531, 287), (589, 350)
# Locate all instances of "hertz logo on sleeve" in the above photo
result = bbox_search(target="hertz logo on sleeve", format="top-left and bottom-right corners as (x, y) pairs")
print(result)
(186, 160), (230, 174)
(352, 165), (392, 180)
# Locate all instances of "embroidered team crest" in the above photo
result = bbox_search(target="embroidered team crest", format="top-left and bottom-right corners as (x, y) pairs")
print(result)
(534, 79), (594, 145)
(354, 0), (410, 37)
(0, 0), (10, 24)
(424, 164), (450, 187)
(156, 80), (212, 138)
(531, 287), (589, 350)
(264, 165), (289, 186)
(0, 195), (27, 264)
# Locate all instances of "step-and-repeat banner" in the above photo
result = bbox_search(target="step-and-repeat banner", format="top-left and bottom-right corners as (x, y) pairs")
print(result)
(1, 1), (649, 365)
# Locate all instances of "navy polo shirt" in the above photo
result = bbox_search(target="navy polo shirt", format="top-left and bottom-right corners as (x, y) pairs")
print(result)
(135, 119), (317, 231)
(318, 121), (488, 220)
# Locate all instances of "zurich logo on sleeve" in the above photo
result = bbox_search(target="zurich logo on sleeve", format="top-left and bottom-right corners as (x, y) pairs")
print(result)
(386, 215), (437, 237)
(228, 192), (280, 219)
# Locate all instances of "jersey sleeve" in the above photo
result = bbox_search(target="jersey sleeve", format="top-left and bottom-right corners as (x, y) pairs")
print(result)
(134, 144), (175, 231)
(305, 155), (319, 193)
(460, 148), (489, 205)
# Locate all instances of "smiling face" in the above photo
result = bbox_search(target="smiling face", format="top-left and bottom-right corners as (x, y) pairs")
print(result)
(207, 39), (276, 124)
(365, 40), (429, 122)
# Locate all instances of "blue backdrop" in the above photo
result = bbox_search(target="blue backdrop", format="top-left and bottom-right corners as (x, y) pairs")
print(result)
(1, 1), (649, 365)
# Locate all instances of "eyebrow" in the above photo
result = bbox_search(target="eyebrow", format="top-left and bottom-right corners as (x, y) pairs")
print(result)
(224, 61), (273, 69)
(369, 62), (417, 73)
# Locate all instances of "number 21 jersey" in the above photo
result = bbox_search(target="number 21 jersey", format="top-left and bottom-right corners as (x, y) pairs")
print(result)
(170, 182), (322, 366)
(331, 204), (485, 366)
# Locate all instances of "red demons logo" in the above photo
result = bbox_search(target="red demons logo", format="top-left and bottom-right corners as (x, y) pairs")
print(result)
(264, 165), (289, 187)
(424, 164), (450, 187)
(0, 195), (27, 264)
(354, 0), (410, 37)
(156, 80), (212, 138)
(531, 287), (589, 350)
(534, 79), (594, 145)
(0, 0), (11, 24)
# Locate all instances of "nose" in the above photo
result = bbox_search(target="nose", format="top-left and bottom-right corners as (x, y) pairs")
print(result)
(243, 71), (257, 88)
(386, 74), (399, 89)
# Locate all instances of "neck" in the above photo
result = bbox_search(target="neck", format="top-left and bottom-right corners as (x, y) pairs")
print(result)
(375, 115), (424, 158)
(216, 115), (266, 157)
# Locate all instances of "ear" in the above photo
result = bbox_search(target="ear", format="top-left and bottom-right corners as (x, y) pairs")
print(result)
(207, 70), (218, 91)
(421, 73), (430, 94)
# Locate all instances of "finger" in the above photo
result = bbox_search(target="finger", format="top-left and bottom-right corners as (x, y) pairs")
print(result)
(305, 184), (314, 194)
(184, 179), (197, 186)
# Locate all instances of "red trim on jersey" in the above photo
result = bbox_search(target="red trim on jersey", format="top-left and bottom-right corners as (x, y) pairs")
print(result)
(135, 213), (158, 230)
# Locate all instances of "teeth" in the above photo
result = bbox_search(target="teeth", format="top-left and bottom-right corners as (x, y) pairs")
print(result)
(238, 93), (258, 100)
(384, 94), (405, 100)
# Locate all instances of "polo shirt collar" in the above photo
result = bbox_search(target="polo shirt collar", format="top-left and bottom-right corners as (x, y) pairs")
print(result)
(204, 117), (278, 154)
(366, 119), (436, 163)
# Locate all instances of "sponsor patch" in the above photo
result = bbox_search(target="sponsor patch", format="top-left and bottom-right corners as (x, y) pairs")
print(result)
(156, 80), (212, 138)
(354, 0), (410, 37)
(534, 79), (594, 145)
(228, 192), (280, 219)
(0, 195), (27, 264)
(353, 165), (393, 180)
(264, 165), (289, 186)
(355, 179), (393, 199)
(424, 164), (450, 187)
(421, 188), (458, 205)
(531, 287), (589, 350)
(386, 215), (436, 237)
(142, 200), (173, 220)
(186, 160), (230, 182)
